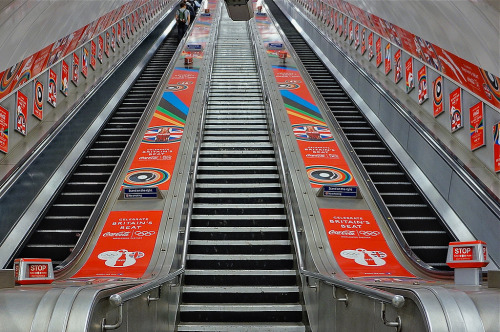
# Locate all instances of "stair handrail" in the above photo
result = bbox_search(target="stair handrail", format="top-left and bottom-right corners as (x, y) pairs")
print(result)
(248, 12), (405, 310)
(104, 0), (222, 311)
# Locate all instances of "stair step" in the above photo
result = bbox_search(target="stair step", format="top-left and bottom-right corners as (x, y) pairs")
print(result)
(177, 322), (305, 331)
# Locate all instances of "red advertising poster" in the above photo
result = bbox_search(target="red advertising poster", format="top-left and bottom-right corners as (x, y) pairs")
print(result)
(72, 52), (79, 85)
(272, 66), (357, 188)
(105, 31), (110, 58)
(0, 106), (8, 153)
(60, 60), (69, 96)
(123, 68), (199, 190)
(116, 22), (122, 46)
(15, 91), (28, 135)
(354, 24), (359, 49)
(449, 87), (463, 132)
(433, 76), (444, 117)
(48, 68), (57, 107)
(33, 79), (43, 120)
(494, 122), (500, 172)
(375, 37), (382, 67)
(349, 21), (353, 44)
(469, 102), (484, 151)
(82, 48), (88, 78)
(320, 209), (414, 278)
(368, 32), (373, 60)
(338, 13), (343, 36)
(343, 16), (348, 40)
(418, 66), (428, 104)
(72, 210), (163, 279)
(334, 11), (338, 32)
(90, 40), (97, 69)
(98, 35), (104, 63)
(394, 49), (402, 83)
(384, 43), (391, 75)
(405, 57), (414, 93)
(360, 27), (366, 55)
(111, 26), (116, 51)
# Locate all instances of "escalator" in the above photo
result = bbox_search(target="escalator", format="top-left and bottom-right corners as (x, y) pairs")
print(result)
(177, 11), (307, 331)
(265, 0), (455, 270)
(12, 27), (180, 267)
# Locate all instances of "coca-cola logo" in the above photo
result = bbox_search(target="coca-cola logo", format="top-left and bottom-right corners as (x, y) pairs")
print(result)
(328, 230), (356, 236)
(103, 232), (130, 237)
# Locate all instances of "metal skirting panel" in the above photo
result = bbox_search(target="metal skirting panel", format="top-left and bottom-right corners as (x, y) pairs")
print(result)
(273, 0), (500, 267)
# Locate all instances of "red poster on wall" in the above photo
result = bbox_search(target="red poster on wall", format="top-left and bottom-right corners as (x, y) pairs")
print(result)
(433, 76), (443, 117)
(494, 122), (500, 172)
(469, 102), (484, 151)
(394, 49), (402, 83)
(15, 91), (28, 135)
(338, 13), (343, 36)
(82, 48), (88, 78)
(405, 57), (414, 93)
(33, 79), (43, 120)
(48, 68), (57, 107)
(343, 17), (348, 40)
(360, 27), (366, 55)
(72, 52), (79, 85)
(354, 24), (359, 49)
(98, 35), (104, 63)
(0, 106), (8, 153)
(111, 26), (116, 51)
(368, 32), (373, 60)
(117, 22), (122, 46)
(334, 11), (338, 32)
(418, 66), (428, 104)
(450, 87), (463, 132)
(60, 60), (69, 96)
(72, 210), (163, 279)
(384, 43), (391, 75)
(375, 37), (382, 67)
(90, 40), (97, 69)
(348, 21), (353, 44)
(105, 31), (110, 58)
(320, 209), (414, 278)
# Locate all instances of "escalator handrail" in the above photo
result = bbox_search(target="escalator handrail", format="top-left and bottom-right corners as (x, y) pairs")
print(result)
(248, 13), (406, 309)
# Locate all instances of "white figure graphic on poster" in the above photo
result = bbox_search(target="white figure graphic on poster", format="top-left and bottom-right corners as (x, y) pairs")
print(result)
(98, 249), (144, 267)
(340, 248), (387, 266)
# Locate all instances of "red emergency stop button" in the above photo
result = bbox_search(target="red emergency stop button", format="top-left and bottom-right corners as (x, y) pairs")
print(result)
(14, 258), (55, 285)
(446, 241), (489, 269)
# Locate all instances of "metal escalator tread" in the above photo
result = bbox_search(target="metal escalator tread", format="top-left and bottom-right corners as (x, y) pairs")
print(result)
(14, 31), (180, 266)
(177, 12), (306, 332)
(265, 0), (454, 270)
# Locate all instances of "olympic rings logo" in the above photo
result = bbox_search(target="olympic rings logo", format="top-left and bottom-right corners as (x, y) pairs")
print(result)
(134, 231), (156, 237)
(358, 231), (380, 237)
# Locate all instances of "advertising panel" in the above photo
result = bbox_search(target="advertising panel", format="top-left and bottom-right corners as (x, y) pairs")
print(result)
(450, 87), (463, 132)
(47, 68), (57, 107)
(360, 27), (366, 55)
(375, 37), (382, 67)
(33, 79), (43, 120)
(433, 76), (444, 117)
(72, 210), (163, 278)
(60, 60), (69, 96)
(111, 26), (116, 51)
(320, 209), (414, 278)
(354, 23), (359, 49)
(105, 31), (110, 58)
(469, 102), (484, 150)
(418, 66), (428, 104)
(368, 32), (373, 60)
(494, 122), (500, 172)
(394, 49), (402, 83)
(16, 91), (28, 135)
(349, 20), (353, 44)
(90, 40), (97, 69)
(98, 35), (104, 63)
(0, 106), (8, 153)
(405, 57), (414, 92)
(82, 48), (88, 78)
(384, 43), (391, 75)
(72, 52), (79, 85)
